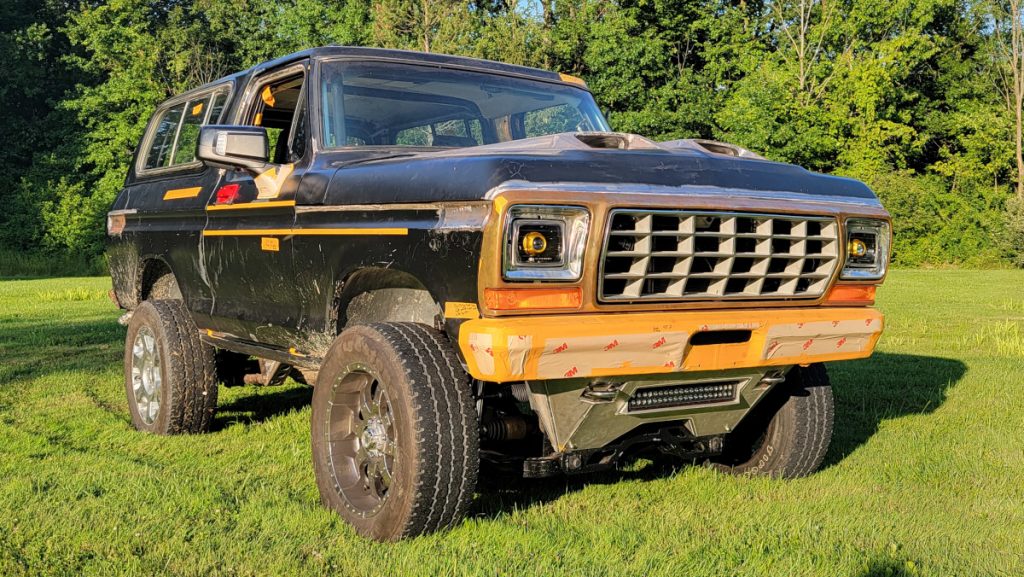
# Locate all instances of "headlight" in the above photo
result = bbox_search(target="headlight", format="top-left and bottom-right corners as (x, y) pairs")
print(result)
(841, 219), (890, 280)
(504, 205), (590, 281)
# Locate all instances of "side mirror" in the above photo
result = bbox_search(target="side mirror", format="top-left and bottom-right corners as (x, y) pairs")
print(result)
(197, 125), (270, 172)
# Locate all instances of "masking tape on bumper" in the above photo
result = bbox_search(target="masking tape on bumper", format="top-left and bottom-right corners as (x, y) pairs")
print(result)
(458, 307), (884, 383)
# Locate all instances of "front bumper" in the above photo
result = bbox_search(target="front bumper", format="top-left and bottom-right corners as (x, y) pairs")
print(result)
(458, 306), (884, 383)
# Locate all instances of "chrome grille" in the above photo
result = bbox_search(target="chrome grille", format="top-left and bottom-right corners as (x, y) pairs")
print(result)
(599, 210), (839, 301)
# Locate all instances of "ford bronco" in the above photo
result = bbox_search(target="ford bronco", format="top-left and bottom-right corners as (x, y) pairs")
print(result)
(107, 47), (890, 540)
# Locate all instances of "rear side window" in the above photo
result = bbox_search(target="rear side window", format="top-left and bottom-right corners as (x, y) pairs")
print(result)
(173, 96), (210, 165)
(142, 88), (229, 171)
(523, 103), (587, 138)
(145, 103), (184, 169)
(395, 118), (484, 147)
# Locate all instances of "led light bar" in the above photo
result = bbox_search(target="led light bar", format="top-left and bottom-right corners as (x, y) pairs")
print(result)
(627, 381), (738, 411)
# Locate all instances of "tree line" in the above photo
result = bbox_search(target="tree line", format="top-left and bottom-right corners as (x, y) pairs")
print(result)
(2, 0), (1023, 268)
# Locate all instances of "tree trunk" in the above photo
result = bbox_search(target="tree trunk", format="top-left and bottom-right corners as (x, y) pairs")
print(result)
(1012, 0), (1024, 198)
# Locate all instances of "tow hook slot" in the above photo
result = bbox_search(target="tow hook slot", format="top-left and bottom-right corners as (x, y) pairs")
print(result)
(690, 329), (751, 346)
(581, 381), (624, 404)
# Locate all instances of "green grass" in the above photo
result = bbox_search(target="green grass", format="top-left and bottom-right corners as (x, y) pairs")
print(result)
(1, 271), (1022, 576)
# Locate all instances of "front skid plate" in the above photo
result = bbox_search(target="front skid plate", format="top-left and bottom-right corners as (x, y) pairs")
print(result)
(524, 367), (781, 452)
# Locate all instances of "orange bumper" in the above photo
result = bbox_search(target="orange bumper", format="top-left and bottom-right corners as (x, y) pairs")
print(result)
(458, 307), (884, 383)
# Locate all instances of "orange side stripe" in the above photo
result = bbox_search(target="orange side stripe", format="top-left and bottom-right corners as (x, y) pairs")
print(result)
(207, 200), (296, 211)
(163, 187), (203, 200)
(202, 228), (408, 237)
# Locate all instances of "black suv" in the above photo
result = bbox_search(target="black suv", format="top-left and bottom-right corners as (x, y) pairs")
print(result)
(108, 47), (891, 540)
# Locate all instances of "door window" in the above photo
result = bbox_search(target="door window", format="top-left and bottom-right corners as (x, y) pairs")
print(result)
(248, 73), (307, 164)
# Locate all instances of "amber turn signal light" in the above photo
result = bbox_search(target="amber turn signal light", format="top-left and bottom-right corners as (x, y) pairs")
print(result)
(825, 284), (876, 305)
(484, 287), (583, 311)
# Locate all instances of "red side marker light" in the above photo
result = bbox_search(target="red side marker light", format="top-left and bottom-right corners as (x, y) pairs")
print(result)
(215, 183), (241, 205)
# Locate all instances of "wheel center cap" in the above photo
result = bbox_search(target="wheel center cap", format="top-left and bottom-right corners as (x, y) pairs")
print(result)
(361, 417), (387, 458)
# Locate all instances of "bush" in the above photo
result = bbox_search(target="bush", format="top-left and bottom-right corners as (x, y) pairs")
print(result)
(0, 250), (107, 278)
(1003, 196), (1024, 267)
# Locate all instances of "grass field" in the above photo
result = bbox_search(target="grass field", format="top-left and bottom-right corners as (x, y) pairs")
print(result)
(1, 271), (1022, 576)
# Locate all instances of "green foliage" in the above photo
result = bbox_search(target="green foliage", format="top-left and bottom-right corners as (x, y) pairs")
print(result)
(2, 0), (1024, 270)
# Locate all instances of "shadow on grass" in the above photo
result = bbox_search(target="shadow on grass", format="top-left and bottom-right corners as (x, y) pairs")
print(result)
(472, 352), (965, 519)
(824, 352), (965, 468)
(855, 559), (920, 577)
(473, 459), (685, 520)
(212, 386), (313, 431)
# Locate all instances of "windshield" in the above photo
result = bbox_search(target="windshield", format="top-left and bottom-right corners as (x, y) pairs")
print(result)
(319, 60), (610, 149)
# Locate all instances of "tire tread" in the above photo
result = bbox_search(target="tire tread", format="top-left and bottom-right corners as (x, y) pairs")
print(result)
(713, 363), (833, 479)
(128, 300), (217, 435)
(312, 322), (478, 539)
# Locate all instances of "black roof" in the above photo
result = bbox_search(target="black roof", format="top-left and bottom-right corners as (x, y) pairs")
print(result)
(192, 46), (571, 95)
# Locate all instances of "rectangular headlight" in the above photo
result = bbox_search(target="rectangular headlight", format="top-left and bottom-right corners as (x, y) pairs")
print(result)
(503, 205), (590, 281)
(841, 219), (890, 280)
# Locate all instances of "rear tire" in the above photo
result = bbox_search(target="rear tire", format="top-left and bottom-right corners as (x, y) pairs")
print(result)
(311, 323), (478, 541)
(712, 363), (833, 478)
(123, 300), (218, 434)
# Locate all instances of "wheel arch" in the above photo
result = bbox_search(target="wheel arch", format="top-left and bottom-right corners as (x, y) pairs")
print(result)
(138, 257), (183, 303)
(330, 267), (443, 334)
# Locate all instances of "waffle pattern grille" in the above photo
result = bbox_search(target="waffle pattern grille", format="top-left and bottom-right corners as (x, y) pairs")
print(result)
(599, 210), (839, 301)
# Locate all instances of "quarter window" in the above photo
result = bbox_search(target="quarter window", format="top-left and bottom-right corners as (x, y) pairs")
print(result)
(145, 103), (184, 169)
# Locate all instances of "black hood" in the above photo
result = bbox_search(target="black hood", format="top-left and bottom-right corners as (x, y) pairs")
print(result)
(318, 133), (877, 205)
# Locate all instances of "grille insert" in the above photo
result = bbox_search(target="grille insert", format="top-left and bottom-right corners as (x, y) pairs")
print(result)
(627, 381), (739, 411)
(600, 210), (839, 301)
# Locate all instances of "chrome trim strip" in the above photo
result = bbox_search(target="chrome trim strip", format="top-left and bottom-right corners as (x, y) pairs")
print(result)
(295, 201), (490, 231)
(485, 180), (884, 209)
(294, 201), (490, 212)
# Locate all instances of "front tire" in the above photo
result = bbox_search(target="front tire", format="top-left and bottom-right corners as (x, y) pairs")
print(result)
(712, 363), (834, 478)
(123, 300), (218, 434)
(311, 323), (479, 541)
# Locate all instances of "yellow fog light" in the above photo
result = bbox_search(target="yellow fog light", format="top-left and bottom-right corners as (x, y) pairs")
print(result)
(848, 238), (868, 258)
(522, 231), (548, 256)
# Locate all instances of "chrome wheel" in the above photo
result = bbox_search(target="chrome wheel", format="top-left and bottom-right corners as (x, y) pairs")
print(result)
(130, 326), (162, 425)
(324, 366), (396, 517)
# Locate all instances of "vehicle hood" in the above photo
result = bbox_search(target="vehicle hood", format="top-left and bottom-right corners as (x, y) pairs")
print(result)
(317, 133), (879, 205)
